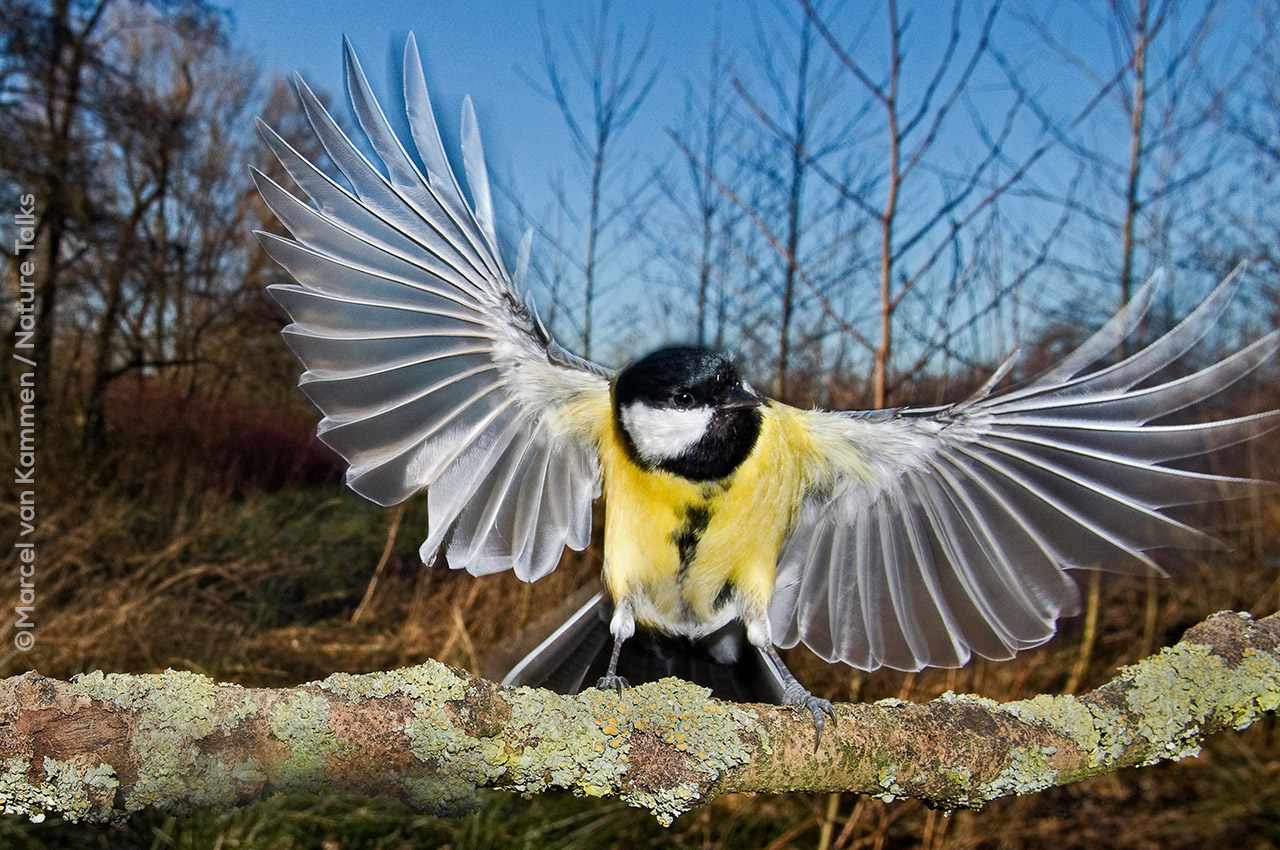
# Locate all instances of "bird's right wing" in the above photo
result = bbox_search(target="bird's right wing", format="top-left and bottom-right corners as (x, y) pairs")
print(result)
(254, 36), (611, 581)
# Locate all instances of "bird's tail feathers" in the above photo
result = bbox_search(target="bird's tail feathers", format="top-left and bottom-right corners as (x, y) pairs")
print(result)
(483, 582), (787, 704)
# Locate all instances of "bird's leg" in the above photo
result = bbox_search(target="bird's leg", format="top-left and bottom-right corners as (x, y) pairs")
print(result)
(747, 612), (837, 747)
(596, 597), (635, 693)
(761, 644), (837, 745)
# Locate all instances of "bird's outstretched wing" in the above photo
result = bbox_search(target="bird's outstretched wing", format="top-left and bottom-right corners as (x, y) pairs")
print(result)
(771, 269), (1280, 672)
(254, 36), (610, 580)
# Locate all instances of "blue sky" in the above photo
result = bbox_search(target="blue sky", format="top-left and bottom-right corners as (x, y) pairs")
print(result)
(224, 1), (1246, 200)
(225, 0), (749, 209)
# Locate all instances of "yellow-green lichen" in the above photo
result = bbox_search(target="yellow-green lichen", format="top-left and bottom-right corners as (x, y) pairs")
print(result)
(936, 691), (1002, 710)
(625, 780), (702, 824)
(938, 764), (974, 796)
(264, 691), (347, 795)
(982, 745), (1058, 800)
(320, 661), (631, 815)
(616, 679), (755, 822)
(1117, 641), (1280, 765)
(1239, 649), (1280, 717)
(317, 659), (465, 705)
(403, 774), (481, 815)
(876, 765), (905, 802)
(0, 757), (119, 824)
(1001, 694), (1127, 766)
(71, 669), (256, 815)
(495, 687), (620, 796)
(319, 661), (483, 814)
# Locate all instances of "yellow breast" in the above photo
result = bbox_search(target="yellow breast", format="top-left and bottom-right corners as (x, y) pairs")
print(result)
(596, 403), (813, 633)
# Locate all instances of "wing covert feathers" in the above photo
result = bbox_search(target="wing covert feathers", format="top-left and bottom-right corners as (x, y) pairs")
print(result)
(772, 270), (1279, 673)
(256, 38), (608, 580)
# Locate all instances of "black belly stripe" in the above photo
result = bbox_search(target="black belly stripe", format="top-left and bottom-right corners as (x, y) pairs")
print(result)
(673, 503), (712, 581)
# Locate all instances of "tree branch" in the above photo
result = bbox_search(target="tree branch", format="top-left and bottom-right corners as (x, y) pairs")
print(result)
(2, 611), (1278, 826)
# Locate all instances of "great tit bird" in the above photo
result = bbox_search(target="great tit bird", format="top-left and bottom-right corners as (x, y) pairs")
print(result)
(254, 37), (1279, 737)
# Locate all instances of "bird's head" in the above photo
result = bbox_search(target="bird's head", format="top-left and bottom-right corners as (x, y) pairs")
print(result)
(612, 346), (764, 481)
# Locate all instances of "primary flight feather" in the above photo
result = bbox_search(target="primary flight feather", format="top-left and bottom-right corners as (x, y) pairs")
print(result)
(256, 36), (1279, 737)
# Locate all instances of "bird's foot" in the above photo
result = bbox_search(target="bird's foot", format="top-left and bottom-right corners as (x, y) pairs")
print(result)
(782, 681), (837, 748)
(595, 674), (629, 694)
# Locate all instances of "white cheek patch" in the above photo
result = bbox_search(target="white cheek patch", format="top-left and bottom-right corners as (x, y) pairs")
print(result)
(620, 402), (713, 464)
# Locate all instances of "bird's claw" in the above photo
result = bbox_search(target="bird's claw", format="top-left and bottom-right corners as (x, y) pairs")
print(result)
(595, 674), (629, 694)
(783, 683), (837, 749)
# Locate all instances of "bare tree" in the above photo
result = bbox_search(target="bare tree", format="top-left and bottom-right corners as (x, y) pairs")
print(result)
(0, 0), (113, 424)
(1015, 0), (1231, 311)
(530, 0), (658, 361)
(800, 0), (1062, 407)
(1198, 0), (1280, 298)
(76, 4), (262, 448)
(659, 13), (739, 348)
(700, 1), (1061, 407)
(0, 0), (278, 449)
(760, 9), (814, 398)
(717, 0), (869, 400)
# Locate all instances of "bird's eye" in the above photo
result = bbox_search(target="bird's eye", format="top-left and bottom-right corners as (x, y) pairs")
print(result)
(671, 391), (695, 410)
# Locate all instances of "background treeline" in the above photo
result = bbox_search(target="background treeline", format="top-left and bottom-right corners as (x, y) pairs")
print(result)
(1, 0), (1279, 847)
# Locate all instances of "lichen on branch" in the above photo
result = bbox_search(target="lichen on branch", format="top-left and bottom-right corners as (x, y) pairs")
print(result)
(1, 611), (1278, 826)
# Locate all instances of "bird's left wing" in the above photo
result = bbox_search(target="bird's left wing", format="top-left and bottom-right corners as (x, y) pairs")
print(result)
(770, 269), (1280, 672)
(254, 36), (610, 581)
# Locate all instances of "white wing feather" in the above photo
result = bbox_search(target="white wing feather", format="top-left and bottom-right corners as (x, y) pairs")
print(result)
(771, 270), (1280, 672)
(255, 37), (609, 579)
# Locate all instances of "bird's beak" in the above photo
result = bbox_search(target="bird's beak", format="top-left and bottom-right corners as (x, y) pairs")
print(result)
(721, 384), (764, 410)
